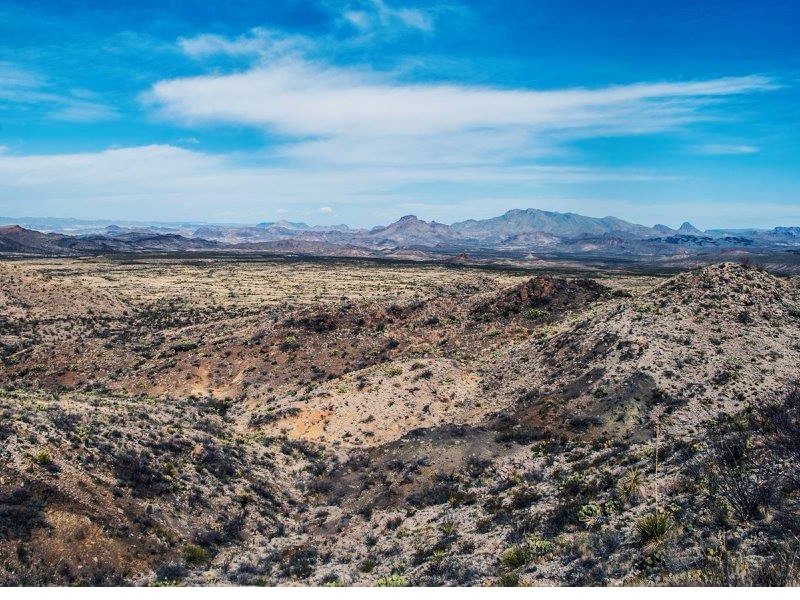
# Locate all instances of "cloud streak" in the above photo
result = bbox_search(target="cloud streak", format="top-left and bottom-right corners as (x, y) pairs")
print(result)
(146, 48), (775, 170)
(0, 61), (118, 122)
(341, 0), (435, 34)
(150, 62), (773, 138)
(695, 143), (761, 155)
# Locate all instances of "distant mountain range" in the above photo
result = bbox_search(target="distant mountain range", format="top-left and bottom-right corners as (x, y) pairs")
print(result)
(0, 225), (219, 255)
(2, 209), (799, 263)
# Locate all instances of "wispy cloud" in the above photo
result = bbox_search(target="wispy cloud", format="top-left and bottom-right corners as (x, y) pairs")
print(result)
(146, 48), (774, 169)
(341, 0), (435, 34)
(694, 143), (760, 155)
(178, 27), (311, 59)
(178, 1), (438, 63)
(149, 61), (774, 139)
(0, 61), (118, 122)
(0, 144), (672, 221)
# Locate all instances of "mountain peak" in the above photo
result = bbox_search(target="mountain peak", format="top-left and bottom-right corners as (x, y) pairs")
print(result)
(678, 222), (704, 235)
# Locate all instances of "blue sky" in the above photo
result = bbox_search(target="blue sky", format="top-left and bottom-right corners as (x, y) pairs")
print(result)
(0, 0), (798, 228)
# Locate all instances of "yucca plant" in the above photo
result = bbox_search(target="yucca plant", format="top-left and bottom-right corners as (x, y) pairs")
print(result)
(636, 510), (672, 543)
(618, 468), (643, 503)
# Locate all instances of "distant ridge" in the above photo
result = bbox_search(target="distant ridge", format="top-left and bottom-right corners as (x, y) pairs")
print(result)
(2, 208), (799, 262)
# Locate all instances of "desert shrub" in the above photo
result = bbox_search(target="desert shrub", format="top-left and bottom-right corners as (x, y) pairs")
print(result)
(359, 558), (377, 573)
(499, 572), (520, 586)
(31, 449), (53, 466)
(439, 519), (458, 536)
(281, 546), (319, 579)
(636, 511), (672, 543)
(704, 404), (787, 523)
(758, 382), (800, 457)
(577, 502), (601, 524)
(376, 573), (407, 586)
(617, 468), (643, 504)
(510, 485), (541, 509)
(385, 516), (403, 530)
(500, 545), (530, 570)
(195, 441), (240, 481)
(408, 472), (464, 508)
(526, 535), (554, 558)
(170, 340), (198, 352)
(113, 448), (166, 495)
(182, 544), (210, 566)
(696, 540), (800, 586)
(280, 335), (299, 350)
(522, 307), (547, 320)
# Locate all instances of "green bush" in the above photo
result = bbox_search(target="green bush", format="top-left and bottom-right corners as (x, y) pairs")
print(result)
(183, 544), (210, 566)
(281, 334), (299, 350)
(577, 502), (601, 523)
(522, 307), (547, 320)
(439, 519), (458, 535)
(376, 574), (407, 587)
(359, 558), (376, 573)
(500, 545), (531, 570)
(636, 511), (672, 543)
(526, 535), (554, 557)
(499, 572), (520, 587)
(31, 449), (53, 465)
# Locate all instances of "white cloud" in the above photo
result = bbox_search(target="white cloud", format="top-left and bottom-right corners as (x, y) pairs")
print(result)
(0, 144), (673, 222)
(146, 53), (774, 170)
(318, 206), (334, 213)
(149, 63), (772, 139)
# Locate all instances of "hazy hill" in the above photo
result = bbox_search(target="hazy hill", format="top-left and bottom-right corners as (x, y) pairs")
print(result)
(364, 215), (460, 246)
(0, 225), (219, 255)
(451, 208), (657, 241)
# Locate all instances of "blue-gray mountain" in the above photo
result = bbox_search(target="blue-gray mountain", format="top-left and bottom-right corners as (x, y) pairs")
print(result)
(1, 209), (799, 261)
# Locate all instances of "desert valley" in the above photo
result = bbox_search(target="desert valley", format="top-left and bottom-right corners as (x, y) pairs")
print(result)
(3, 0), (800, 591)
(1, 244), (799, 585)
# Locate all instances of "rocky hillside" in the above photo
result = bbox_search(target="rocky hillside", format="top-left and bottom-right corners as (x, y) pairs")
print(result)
(1, 261), (799, 585)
